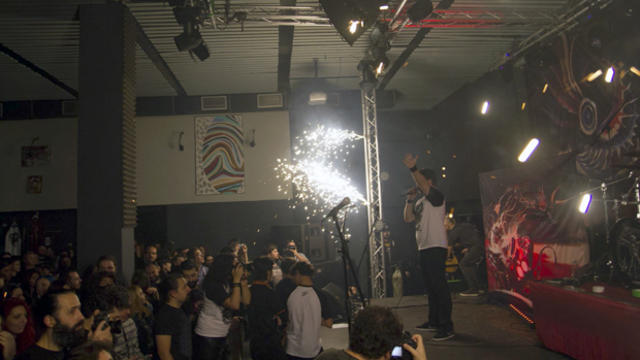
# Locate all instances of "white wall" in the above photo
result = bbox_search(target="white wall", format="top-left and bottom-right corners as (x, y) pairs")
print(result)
(0, 111), (291, 211)
(136, 111), (290, 205)
(0, 118), (77, 212)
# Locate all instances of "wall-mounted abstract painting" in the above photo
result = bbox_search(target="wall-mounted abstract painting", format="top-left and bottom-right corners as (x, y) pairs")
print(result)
(195, 115), (245, 195)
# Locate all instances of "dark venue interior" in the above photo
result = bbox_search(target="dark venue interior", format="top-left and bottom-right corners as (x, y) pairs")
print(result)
(1, 1), (639, 360)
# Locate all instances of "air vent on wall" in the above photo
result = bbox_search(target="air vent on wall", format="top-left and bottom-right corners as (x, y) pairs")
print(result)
(257, 93), (283, 109)
(62, 100), (78, 116)
(200, 96), (228, 111)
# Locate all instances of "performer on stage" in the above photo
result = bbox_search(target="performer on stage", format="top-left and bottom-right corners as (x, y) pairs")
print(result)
(402, 153), (454, 341)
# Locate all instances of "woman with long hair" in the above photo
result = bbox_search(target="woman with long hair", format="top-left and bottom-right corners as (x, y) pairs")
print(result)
(194, 254), (250, 360)
(1, 298), (36, 356)
(127, 286), (154, 356)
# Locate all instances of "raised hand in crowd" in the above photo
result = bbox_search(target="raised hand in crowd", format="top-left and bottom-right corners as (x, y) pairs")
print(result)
(0, 329), (17, 360)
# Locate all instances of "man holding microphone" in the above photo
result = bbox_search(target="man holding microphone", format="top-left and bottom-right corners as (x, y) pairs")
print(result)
(403, 154), (454, 341)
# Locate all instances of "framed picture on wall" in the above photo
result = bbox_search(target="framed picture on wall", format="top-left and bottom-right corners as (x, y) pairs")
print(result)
(21, 145), (51, 167)
(26, 175), (43, 194)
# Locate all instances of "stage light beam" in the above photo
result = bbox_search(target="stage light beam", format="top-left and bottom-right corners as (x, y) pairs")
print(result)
(517, 138), (540, 163)
(605, 67), (615, 83)
(481, 101), (489, 115)
(579, 193), (592, 214)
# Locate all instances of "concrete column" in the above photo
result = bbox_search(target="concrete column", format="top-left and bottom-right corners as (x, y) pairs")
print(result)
(77, 3), (137, 283)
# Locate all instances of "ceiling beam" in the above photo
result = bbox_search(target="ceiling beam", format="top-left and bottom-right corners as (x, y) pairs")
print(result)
(277, 0), (296, 93)
(132, 15), (187, 96)
(378, 0), (455, 91)
(0, 42), (78, 98)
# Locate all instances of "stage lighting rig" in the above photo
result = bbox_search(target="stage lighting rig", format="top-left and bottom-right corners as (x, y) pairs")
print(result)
(319, 0), (381, 45)
(367, 21), (391, 76)
(170, 0), (212, 61)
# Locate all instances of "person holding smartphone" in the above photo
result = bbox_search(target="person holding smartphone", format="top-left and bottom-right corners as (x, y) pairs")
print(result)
(316, 306), (427, 360)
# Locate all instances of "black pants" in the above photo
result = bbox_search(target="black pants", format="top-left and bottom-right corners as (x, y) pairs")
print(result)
(459, 244), (484, 291)
(419, 247), (453, 332)
(194, 334), (229, 360)
(250, 336), (287, 360)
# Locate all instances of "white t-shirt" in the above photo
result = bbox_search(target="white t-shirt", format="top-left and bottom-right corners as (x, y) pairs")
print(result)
(414, 188), (448, 250)
(195, 283), (232, 338)
(286, 285), (328, 358)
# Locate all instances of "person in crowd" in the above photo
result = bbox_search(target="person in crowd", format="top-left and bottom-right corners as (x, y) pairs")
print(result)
(172, 255), (186, 270)
(19, 270), (39, 306)
(316, 306), (427, 360)
(7, 284), (26, 301)
(403, 153), (454, 341)
(144, 245), (158, 267)
(131, 271), (158, 311)
(56, 254), (73, 275)
(102, 286), (144, 360)
(1, 298), (36, 357)
(21, 253), (38, 274)
(194, 254), (250, 360)
(0, 326), (17, 360)
(275, 257), (297, 329)
(33, 277), (51, 304)
(285, 241), (310, 264)
(127, 286), (154, 357)
(17, 289), (112, 360)
(69, 341), (114, 360)
(179, 261), (204, 318)
(96, 257), (116, 276)
(286, 262), (333, 360)
(58, 270), (83, 292)
(145, 263), (161, 288)
(159, 259), (172, 278)
(205, 256), (214, 267)
(37, 263), (55, 283)
(155, 274), (192, 360)
(266, 245), (283, 286)
(247, 257), (286, 360)
(236, 245), (248, 266)
(446, 218), (485, 297)
(191, 248), (208, 288)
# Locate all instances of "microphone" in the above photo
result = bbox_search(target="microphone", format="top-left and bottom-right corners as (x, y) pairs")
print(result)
(325, 197), (351, 219)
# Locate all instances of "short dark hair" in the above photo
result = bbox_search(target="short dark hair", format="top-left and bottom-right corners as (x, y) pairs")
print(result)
(81, 284), (130, 316)
(33, 289), (76, 335)
(419, 168), (437, 185)
(252, 258), (273, 281)
(265, 244), (278, 255)
(96, 255), (116, 266)
(70, 341), (113, 360)
(349, 306), (403, 358)
(180, 260), (197, 272)
(158, 273), (183, 303)
(291, 262), (314, 277)
(206, 254), (235, 283)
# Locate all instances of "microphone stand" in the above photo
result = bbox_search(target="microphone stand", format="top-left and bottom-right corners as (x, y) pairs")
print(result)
(329, 211), (367, 335)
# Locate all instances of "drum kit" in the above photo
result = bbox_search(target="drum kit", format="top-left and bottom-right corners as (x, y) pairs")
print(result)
(590, 154), (640, 285)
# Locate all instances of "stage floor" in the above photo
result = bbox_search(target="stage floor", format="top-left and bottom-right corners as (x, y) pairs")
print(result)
(319, 294), (571, 360)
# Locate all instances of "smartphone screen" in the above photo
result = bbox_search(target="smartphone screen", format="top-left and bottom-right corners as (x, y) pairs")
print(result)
(391, 345), (402, 358)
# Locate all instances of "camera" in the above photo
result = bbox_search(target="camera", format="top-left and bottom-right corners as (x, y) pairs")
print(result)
(91, 311), (123, 334)
(288, 245), (296, 250)
(391, 331), (417, 360)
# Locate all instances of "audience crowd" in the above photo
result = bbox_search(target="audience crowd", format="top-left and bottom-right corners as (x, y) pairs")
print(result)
(0, 239), (427, 360)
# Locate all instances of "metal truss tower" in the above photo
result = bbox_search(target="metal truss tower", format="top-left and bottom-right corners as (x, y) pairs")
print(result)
(360, 75), (386, 299)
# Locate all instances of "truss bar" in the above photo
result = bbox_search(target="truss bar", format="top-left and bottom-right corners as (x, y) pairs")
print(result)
(361, 76), (386, 299)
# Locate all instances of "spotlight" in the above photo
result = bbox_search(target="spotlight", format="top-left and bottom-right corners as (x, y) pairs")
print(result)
(481, 101), (489, 115)
(521, 102), (526, 111)
(375, 55), (389, 76)
(174, 25), (203, 52)
(631, 66), (640, 77)
(379, 4), (389, 10)
(319, 0), (380, 45)
(579, 193), (592, 214)
(605, 66), (615, 83)
(586, 69), (603, 82)
(407, 0), (433, 23)
(517, 138), (540, 163)
(542, 83), (549, 93)
(191, 41), (209, 61)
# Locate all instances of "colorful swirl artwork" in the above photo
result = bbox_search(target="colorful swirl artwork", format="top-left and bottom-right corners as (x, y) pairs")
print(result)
(195, 115), (245, 195)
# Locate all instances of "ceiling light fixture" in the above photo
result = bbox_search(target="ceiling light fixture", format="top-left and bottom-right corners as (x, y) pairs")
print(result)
(586, 69), (603, 82)
(481, 101), (490, 115)
(605, 66), (615, 83)
(319, 0), (380, 45)
(518, 138), (540, 163)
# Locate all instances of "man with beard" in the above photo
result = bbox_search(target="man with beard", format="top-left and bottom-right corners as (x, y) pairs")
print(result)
(17, 289), (112, 360)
